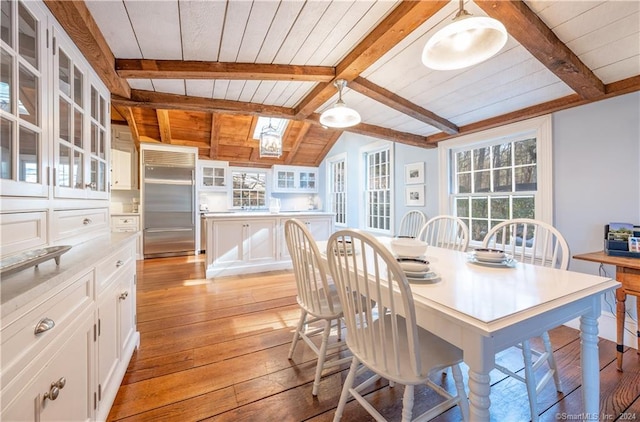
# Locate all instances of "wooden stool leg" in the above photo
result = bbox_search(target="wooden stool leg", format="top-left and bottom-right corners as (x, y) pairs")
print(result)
(615, 287), (626, 372)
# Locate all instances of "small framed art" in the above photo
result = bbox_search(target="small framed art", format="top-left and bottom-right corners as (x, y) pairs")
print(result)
(405, 162), (424, 185)
(405, 185), (425, 206)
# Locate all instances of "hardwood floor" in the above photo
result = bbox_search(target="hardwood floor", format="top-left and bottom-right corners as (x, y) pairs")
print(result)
(107, 255), (640, 422)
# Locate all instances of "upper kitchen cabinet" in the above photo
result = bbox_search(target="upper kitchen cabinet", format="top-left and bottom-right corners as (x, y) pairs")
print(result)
(197, 159), (228, 192)
(53, 26), (109, 200)
(272, 165), (318, 193)
(111, 125), (137, 191)
(0, 1), (49, 198)
(0, 0), (110, 202)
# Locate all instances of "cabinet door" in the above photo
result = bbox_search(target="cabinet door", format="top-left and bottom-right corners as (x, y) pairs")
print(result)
(1, 307), (94, 422)
(198, 161), (227, 191)
(118, 269), (136, 357)
(96, 281), (119, 407)
(245, 219), (276, 263)
(298, 171), (317, 192)
(274, 170), (295, 191)
(110, 148), (132, 190)
(305, 217), (333, 241)
(212, 220), (245, 266)
(0, 1), (49, 198)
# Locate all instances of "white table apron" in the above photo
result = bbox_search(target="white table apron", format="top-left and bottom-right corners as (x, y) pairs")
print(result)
(317, 237), (619, 422)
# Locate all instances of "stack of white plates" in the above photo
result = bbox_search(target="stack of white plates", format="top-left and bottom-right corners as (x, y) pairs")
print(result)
(333, 240), (354, 255)
(396, 258), (439, 283)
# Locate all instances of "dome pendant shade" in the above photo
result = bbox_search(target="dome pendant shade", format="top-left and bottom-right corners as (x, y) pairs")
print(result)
(319, 79), (361, 128)
(422, 3), (507, 70)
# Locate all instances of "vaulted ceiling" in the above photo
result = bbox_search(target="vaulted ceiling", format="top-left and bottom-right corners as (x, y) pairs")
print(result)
(45, 0), (640, 168)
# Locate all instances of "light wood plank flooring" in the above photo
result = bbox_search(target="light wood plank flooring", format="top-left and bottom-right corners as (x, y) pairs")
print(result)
(107, 255), (640, 421)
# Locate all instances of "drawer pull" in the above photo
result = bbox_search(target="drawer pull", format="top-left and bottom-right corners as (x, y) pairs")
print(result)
(43, 377), (66, 403)
(119, 291), (129, 300)
(116, 260), (125, 267)
(34, 318), (55, 335)
(83, 218), (92, 225)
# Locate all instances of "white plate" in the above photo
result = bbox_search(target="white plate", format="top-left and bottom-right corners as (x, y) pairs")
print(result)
(467, 255), (517, 268)
(407, 271), (440, 283)
(398, 260), (430, 272)
(473, 254), (508, 263)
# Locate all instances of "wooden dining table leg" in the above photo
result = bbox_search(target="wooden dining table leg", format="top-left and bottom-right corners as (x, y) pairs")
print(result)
(615, 285), (626, 371)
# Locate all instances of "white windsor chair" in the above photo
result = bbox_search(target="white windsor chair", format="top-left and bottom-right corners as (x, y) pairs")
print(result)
(418, 215), (470, 251)
(397, 210), (427, 238)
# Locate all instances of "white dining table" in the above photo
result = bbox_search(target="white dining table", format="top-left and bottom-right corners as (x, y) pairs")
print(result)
(317, 237), (620, 422)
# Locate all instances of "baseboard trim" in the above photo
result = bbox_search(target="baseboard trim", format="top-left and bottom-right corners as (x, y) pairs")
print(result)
(564, 311), (638, 350)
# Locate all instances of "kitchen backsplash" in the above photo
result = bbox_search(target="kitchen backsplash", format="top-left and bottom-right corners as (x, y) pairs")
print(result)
(111, 190), (141, 213)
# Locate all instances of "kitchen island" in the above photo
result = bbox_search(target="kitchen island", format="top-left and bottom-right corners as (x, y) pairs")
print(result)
(202, 211), (334, 278)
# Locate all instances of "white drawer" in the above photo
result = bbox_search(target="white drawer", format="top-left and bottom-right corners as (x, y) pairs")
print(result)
(0, 270), (94, 388)
(0, 211), (48, 257)
(111, 215), (139, 231)
(52, 208), (109, 242)
(96, 242), (135, 291)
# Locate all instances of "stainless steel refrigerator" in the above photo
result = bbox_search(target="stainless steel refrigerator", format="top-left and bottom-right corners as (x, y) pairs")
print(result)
(142, 149), (196, 258)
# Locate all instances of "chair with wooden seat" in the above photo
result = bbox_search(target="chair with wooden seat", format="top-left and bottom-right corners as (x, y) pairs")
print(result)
(284, 218), (351, 396)
(397, 210), (427, 238)
(482, 218), (570, 422)
(418, 215), (469, 251)
(327, 229), (469, 422)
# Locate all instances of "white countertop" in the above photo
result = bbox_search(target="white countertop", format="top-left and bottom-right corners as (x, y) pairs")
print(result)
(1, 232), (137, 317)
(202, 210), (334, 218)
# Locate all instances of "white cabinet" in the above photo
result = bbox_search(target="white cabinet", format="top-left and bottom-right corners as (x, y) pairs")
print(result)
(111, 125), (137, 191)
(272, 165), (318, 193)
(197, 160), (228, 191)
(279, 215), (334, 260)
(111, 215), (142, 259)
(210, 218), (276, 268)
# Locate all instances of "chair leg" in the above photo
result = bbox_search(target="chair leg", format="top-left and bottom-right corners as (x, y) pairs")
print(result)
(333, 357), (359, 422)
(288, 310), (307, 360)
(401, 384), (415, 422)
(542, 331), (563, 392)
(522, 340), (539, 422)
(312, 319), (332, 396)
(452, 364), (469, 422)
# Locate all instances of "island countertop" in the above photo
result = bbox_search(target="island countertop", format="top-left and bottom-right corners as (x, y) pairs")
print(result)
(202, 210), (334, 218)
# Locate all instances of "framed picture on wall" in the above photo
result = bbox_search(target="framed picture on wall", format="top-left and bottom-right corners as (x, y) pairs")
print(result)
(405, 185), (425, 206)
(405, 162), (424, 185)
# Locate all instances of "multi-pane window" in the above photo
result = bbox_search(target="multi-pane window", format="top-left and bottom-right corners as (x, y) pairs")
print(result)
(328, 157), (346, 226)
(453, 137), (537, 242)
(365, 148), (391, 232)
(232, 171), (266, 208)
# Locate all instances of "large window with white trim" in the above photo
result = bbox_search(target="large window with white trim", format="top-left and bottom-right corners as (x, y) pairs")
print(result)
(327, 154), (347, 226)
(439, 116), (552, 245)
(231, 170), (266, 209)
(365, 146), (391, 232)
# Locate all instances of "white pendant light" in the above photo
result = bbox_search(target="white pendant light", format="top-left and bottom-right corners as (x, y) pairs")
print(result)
(319, 79), (361, 128)
(422, 0), (507, 71)
(259, 119), (282, 158)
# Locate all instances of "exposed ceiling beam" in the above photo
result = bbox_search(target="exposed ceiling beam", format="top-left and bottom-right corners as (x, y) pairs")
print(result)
(156, 110), (172, 143)
(294, 0), (449, 119)
(426, 75), (640, 145)
(44, 0), (130, 98)
(476, 0), (605, 100)
(349, 77), (459, 135)
(116, 60), (335, 82)
(112, 90), (296, 118)
(285, 122), (312, 165)
(113, 106), (140, 150)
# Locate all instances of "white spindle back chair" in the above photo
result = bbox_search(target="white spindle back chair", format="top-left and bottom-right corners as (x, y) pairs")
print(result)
(418, 215), (469, 251)
(397, 210), (427, 238)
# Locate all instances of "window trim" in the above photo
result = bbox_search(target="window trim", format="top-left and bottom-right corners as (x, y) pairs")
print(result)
(438, 115), (553, 238)
(228, 167), (269, 210)
(325, 152), (347, 227)
(360, 140), (393, 234)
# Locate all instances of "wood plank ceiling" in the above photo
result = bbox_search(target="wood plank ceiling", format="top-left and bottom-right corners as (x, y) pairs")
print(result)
(45, 0), (640, 168)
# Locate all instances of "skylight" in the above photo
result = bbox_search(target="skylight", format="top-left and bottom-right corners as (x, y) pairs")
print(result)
(252, 117), (289, 140)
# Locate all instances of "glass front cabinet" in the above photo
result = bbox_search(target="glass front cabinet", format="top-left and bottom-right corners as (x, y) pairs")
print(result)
(272, 165), (318, 193)
(197, 160), (228, 191)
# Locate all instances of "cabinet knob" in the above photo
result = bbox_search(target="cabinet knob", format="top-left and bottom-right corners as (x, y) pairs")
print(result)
(83, 218), (92, 225)
(116, 260), (125, 267)
(119, 291), (129, 300)
(43, 377), (66, 403)
(34, 317), (55, 335)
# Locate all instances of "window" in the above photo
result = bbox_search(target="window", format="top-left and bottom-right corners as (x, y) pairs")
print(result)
(327, 153), (347, 226)
(364, 145), (392, 232)
(231, 170), (266, 209)
(439, 116), (552, 245)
